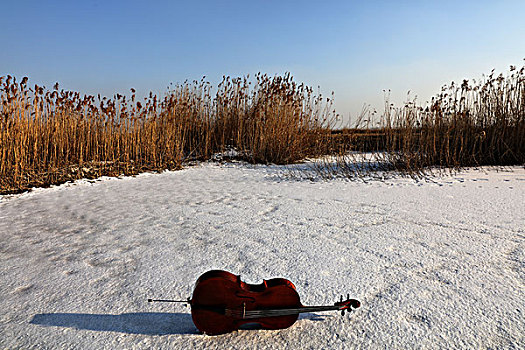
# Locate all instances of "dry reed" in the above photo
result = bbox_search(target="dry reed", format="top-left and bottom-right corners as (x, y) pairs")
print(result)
(0, 74), (335, 194)
(302, 63), (525, 180)
(2, 64), (524, 193)
(382, 63), (525, 174)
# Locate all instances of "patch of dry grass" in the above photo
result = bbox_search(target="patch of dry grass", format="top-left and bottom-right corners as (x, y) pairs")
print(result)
(0, 74), (334, 194)
(1, 64), (524, 193)
(382, 64), (525, 174)
(307, 64), (525, 180)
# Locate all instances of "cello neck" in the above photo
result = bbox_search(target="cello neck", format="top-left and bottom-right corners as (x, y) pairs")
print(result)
(232, 296), (361, 319)
(238, 305), (342, 319)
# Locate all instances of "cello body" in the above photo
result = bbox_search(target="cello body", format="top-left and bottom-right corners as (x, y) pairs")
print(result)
(190, 270), (301, 335)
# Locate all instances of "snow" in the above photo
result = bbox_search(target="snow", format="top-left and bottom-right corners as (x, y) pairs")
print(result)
(1, 162), (524, 349)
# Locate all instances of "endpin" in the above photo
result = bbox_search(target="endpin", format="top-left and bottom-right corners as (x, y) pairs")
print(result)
(147, 297), (191, 306)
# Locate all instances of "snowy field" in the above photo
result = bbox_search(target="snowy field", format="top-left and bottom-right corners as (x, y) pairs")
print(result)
(1, 162), (524, 349)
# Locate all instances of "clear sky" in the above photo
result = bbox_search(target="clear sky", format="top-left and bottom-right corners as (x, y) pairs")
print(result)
(2, 0), (524, 125)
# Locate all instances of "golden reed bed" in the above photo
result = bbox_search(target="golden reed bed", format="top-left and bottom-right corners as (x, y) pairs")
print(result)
(1, 65), (524, 194)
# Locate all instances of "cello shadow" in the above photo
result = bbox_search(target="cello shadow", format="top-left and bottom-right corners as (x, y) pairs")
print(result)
(30, 312), (197, 335)
(30, 311), (332, 335)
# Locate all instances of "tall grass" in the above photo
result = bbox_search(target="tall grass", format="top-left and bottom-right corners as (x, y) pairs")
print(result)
(382, 64), (525, 173)
(302, 63), (525, 180)
(1, 64), (524, 193)
(0, 74), (335, 194)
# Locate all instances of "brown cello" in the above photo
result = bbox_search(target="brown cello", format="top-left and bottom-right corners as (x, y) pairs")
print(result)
(148, 270), (360, 335)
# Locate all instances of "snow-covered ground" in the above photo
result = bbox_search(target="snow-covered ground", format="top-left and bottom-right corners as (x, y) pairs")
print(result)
(1, 162), (524, 349)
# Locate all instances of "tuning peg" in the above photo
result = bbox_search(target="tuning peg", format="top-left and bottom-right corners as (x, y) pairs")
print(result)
(341, 309), (345, 316)
(347, 293), (350, 301)
(340, 295), (343, 302)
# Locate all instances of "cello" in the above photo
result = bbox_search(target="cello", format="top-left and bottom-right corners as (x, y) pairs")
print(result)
(148, 270), (360, 335)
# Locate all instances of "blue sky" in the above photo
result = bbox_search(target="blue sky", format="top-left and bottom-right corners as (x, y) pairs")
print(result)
(2, 0), (524, 124)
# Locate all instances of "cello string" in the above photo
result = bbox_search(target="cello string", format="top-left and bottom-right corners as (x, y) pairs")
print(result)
(234, 305), (342, 319)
